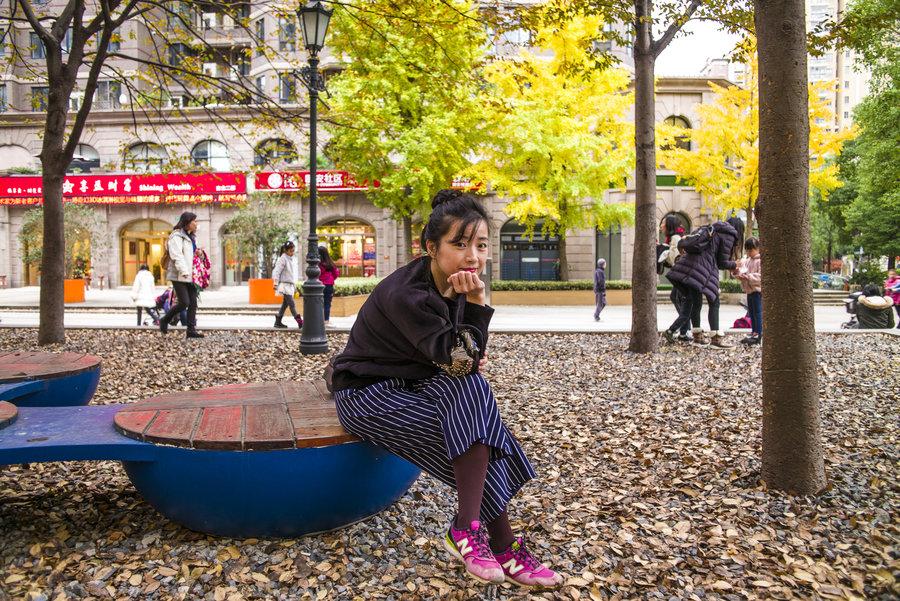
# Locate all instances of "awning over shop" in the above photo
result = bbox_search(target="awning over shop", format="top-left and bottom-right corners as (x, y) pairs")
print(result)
(0, 172), (247, 205)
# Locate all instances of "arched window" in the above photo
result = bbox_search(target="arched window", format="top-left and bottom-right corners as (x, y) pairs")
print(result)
(500, 219), (559, 281)
(70, 143), (100, 173)
(254, 138), (297, 168)
(191, 139), (231, 171)
(124, 142), (168, 173)
(663, 115), (691, 151)
(0, 144), (38, 171)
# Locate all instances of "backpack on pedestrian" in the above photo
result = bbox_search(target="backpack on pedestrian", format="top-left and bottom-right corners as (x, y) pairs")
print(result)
(678, 225), (714, 255)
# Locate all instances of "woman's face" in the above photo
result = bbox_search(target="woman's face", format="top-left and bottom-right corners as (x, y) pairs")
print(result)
(186, 219), (197, 234)
(427, 219), (489, 283)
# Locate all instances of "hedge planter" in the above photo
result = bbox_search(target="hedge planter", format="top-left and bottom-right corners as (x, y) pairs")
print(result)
(248, 278), (281, 305)
(330, 295), (369, 317)
(63, 279), (85, 303)
(490, 289), (632, 306)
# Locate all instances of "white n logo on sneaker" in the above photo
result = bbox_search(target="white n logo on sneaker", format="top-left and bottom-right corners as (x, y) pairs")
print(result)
(457, 537), (473, 557)
(502, 559), (525, 575)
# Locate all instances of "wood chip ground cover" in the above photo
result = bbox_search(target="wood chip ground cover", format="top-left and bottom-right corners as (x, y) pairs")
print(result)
(0, 329), (896, 600)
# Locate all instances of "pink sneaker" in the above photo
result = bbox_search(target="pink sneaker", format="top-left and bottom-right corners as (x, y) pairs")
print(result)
(443, 520), (505, 584)
(493, 537), (563, 588)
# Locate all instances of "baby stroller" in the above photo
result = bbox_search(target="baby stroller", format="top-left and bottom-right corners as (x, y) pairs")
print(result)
(841, 291), (862, 329)
(154, 288), (188, 327)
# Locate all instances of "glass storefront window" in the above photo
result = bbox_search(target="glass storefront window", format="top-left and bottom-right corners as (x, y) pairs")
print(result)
(499, 219), (559, 281)
(317, 219), (377, 277)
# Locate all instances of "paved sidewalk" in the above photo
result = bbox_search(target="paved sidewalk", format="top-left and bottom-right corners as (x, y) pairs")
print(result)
(0, 286), (884, 333)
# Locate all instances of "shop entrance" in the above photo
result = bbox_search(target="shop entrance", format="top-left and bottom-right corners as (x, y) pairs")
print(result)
(120, 219), (170, 285)
(317, 219), (377, 277)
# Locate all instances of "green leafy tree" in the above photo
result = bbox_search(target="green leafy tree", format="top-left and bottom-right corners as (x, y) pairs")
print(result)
(18, 204), (107, 279)
(810, 141), (858, 271)
(470, 13), (635, 280)
(222, 194), (303, 279)
(324, 0), (491, 262)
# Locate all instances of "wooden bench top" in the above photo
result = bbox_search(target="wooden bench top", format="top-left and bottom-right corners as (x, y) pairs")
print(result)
(0, 401), (16, 430)
(0, 352), (101, 383)
(114, 381), (359, 451)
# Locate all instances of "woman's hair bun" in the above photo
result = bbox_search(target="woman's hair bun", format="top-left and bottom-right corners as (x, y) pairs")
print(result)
(431, 189), (464, 209)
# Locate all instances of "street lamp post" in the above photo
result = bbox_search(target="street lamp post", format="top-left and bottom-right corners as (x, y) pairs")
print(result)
(297, 0), (333, 355)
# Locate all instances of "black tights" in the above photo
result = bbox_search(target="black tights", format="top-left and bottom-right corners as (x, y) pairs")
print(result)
(162, 281), (197, 330)
(277, 294), (298, 319)
(669, 285), (721, 333)
(453, 443), (515, 552)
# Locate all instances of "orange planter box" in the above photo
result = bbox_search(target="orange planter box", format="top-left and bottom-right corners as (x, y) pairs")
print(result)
(63, 279), (85, 303)
(248, 278), (281, 305)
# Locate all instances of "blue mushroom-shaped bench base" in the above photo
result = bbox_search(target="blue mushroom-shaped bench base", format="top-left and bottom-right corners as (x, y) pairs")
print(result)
(0, 352), (101, 407)
(123, 442), (420, 538)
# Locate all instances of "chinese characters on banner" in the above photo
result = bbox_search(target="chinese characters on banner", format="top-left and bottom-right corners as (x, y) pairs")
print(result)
(254, 171), (377, 193)
(0, 173), (247, 205)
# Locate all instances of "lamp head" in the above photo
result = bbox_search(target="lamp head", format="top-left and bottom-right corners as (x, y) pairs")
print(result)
(297, 0), (333, 55)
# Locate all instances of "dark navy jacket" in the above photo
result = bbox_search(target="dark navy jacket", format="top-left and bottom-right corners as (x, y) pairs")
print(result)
(667, 221), (740, 302)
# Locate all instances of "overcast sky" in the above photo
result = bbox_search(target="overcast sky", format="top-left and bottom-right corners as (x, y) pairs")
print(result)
(655, 20), (743, 76)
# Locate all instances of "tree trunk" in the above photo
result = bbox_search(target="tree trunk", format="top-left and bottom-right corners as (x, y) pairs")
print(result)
(746, 199), (755, 240)
(38, 167), (66, 345)
(558, 234), (568, 281)
(627, 0), (659, 353)
(401, 215), (414, 265)
(755, 0), (826, 495)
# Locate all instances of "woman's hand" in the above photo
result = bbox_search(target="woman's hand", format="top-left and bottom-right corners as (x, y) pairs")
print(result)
(447, 270), (485, 305)
(479, 352), (489, 370)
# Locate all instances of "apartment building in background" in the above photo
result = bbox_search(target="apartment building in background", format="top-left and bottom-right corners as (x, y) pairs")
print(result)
(807, 0), (872, 131)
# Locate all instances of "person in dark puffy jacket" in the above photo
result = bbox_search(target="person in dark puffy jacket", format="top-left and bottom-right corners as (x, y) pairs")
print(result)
(663, 217), (744, 348)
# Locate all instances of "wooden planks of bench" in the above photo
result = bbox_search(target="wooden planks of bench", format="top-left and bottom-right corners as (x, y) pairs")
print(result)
(114, 381), (359, 450)
(0, 352), (101, 383)
(0, 401), (17, 430)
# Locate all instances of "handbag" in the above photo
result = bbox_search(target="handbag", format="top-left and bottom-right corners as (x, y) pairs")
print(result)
(434, 295), (483, 377)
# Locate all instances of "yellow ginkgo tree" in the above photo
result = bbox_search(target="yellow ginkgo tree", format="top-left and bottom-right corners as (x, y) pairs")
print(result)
(659, 39), (853, 234)
(469, 14), (635, 280)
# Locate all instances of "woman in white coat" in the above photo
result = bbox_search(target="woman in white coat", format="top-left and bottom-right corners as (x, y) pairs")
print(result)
(272, 241), (303, 329)
(131, 265), (159, 326)
(160, 211), (203, 338)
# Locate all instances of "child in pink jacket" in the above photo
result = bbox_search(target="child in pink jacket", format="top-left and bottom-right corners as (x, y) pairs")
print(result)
(735, 237), (762, 344)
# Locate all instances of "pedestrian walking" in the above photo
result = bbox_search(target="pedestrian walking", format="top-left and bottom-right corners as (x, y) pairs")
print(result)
(130, 265), (159, 326)
(593, 258), (607, 321)
(735, 237), (762, 345)
(884, 269), (900, 328)
(272, 241), (302, 329)
(160, 211), (204, 339)
(661, 215), (691, 341)
(663, 217), (744, 349)
(318, 246), (340, 325)
(330, 189), (562, 589)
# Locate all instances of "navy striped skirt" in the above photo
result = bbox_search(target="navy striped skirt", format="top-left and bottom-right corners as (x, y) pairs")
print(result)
(333, 372), (536, 523)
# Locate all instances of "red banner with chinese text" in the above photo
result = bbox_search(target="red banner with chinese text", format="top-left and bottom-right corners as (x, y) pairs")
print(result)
(254, 170), (378, 193)
(0, 172), (246, 205)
